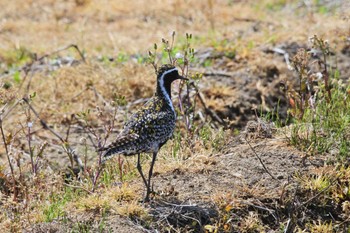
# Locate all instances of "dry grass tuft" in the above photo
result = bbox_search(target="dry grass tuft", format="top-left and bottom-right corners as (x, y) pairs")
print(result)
(238, 212), (265, 233)
(68, 184), (146, 218)
(241, 118), (276, 140)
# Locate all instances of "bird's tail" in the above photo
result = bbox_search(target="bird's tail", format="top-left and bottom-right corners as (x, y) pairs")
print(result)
(99, 147), (121, 162)
(98, 134), (139, 162)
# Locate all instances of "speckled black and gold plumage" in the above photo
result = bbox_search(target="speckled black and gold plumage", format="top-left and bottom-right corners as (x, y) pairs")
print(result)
(100, 64), (187, 202)
(101, 97), (176, 157)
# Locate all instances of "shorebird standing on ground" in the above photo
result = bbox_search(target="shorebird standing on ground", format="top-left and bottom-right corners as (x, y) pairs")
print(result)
(100, 64), (187, 202)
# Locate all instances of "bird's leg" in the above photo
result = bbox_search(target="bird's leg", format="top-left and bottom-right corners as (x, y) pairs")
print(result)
(136, 153), (149, 201)
(146, 152), (157, 199)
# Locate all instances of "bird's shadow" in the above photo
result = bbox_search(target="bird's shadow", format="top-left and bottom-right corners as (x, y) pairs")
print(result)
(141, 197), (218, 232)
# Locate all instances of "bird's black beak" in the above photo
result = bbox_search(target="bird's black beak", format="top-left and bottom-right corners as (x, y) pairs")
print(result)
(178, 75), (188, 81)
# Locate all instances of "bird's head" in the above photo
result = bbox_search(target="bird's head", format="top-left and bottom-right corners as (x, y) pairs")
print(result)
(156, 64), (187, 83)
(156, 64), (188, 98)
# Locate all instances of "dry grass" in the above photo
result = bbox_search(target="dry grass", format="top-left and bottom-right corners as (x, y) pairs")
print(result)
(67, 185), (145, 216)
(0, 0), (349, 55)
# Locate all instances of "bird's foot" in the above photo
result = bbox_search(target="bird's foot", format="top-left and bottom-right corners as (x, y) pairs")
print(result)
(140, 190), (156, 204)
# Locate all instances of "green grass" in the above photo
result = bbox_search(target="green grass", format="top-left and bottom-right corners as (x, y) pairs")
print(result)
(101, 161), (139, 185)
(285, 36), (350, 160)
(2, 47), (34, 68)
(43, 187), (78, 222)
(199, 124), (226, 151)
(265, 0), (288, 11)
(289, 79), (350, 157)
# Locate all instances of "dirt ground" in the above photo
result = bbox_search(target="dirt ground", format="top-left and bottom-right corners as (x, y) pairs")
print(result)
(25, 131), (332, 232)
(1, 0), (350, 232)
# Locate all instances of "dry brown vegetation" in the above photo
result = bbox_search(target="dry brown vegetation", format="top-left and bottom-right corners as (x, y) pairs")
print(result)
(1, 0), (350, 232)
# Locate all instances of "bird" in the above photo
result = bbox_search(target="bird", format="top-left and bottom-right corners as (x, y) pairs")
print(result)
(100, 64), (188, 202)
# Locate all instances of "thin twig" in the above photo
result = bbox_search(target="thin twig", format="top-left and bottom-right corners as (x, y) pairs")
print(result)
(74, 123), (98, 149)
(0, 44), (86, 80)
(295, 175), (338, 211)
(244, 138), (276, 179)
(71, 86), (89, 101)
(335, 216), (350, 228)
(158, 200), (197, 208)
(23, 98), (64, 141)
(22, 97), (84, 171)
(270, 47), (291, 69)
(189, 82), (226, 127)
(63, 183), (93, 194)
(190, 69), (234, 78)
(91, 86), (113, 110)
(1, 99), (21, 121)
(284, 218), (293, 233)
(25, 64), (36, 96)
(35, 44), (86, 63)
(0, 119), (18, 200)
(0, 122), (15, 176)
(238, 200), (278, 221)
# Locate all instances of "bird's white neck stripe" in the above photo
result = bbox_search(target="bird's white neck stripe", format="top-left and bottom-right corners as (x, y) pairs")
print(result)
(158, 68), (178, 115)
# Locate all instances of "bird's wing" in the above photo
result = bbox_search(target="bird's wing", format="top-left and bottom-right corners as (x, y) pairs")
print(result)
(123, 97), (159, 130)
(108, 132), (139, 148)
(101, 99), (156, 150)
(100, 98), (173, 160)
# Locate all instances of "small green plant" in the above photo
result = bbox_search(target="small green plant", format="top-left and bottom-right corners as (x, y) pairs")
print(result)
(284, 35), (350, 158)
(76, 100), (126, 192)
(203, 59), (213, 68)
(43, 197), (68, 222)
(2, 47), (34, 68)
(198, 124), (226, 151)
(116, 52), (128, 63)
(264, 0), (287, 11)
(71, 222), (92, 233)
